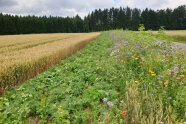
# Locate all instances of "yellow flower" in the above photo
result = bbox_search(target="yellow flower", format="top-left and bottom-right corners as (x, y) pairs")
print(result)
(41, 99), (44, 102)
(151, 72), (154, 74)
(132, 56), (134, 58)
(180, 75), (184, 77)
(135, 58), (139, 60)
(180, 70), (184, 73)
(135, 81), (139, 84)
(159, 81), (163, 84)
(164, 84), (168, 88)
(138, 66), (141, 68)
(177, 77), (180, 80)
(152, 74), (156, 76)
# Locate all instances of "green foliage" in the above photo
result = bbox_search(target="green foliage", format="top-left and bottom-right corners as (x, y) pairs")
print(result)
(158, 26), (165, 36)
(138, 24), (145, 31)
(0, 5), (186, 34)
(0, 31), (185, 123)
(53, 108), (70, 124)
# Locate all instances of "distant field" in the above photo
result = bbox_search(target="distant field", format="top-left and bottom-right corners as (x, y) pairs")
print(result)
(0, 33), (100, 92)
(153, 30), (186, 43)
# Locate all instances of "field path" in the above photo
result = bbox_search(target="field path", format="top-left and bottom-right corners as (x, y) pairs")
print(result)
(173, 42), (186, 52)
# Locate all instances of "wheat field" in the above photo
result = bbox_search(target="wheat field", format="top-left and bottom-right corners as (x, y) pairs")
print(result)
(152, 30), (186, 43)
(0, 33), (100, 92)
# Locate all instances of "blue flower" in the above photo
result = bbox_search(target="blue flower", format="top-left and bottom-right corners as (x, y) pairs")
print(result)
(105, 92), (109, 96)
(107, 101), (113, 107)
(103, 98), (107, 102)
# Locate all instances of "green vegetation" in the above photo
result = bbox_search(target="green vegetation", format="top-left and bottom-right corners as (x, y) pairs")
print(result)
(0, 5), (186, 34)
(0, 30), (185, 123)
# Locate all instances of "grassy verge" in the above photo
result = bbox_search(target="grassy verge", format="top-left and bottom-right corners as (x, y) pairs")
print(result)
(0, 31), (185, 123)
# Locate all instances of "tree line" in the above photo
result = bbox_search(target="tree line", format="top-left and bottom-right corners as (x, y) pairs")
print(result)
(0, 5), (185, 34)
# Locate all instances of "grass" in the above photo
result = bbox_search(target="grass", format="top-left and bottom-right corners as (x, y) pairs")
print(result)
(0, 31), (185, 123)
(0, 33), (100, 93)
(152, 30), (186, 44)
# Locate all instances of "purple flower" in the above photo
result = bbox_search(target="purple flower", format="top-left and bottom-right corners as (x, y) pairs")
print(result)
(157, 75), (164, 80)
(120, 100), (124, 103)
(105, 92), (109, 96)
(103, 98), (107, 102)
(174, 67), (179, 70)
(157, 77), (161, 80)
(170, 70), (175, 74)
(107, 101), (113, 107)
(180, 67), (184, 69)
(152, 94), (154, 96)
(163, 91), (166, 94)
(160, 122), (164, 124)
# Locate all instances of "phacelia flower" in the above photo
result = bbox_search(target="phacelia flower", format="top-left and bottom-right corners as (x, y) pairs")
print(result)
(120, 100), (124, 103)
(103, 98), (107, 102)
(105, 92), (109, 96)
(170, 70), (175, 74)
(107, 101), (113, 107)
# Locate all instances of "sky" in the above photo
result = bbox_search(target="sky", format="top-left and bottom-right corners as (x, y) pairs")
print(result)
(0, 0), (185, 18)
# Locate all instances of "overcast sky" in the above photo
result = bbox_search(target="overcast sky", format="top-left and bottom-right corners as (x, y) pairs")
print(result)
(0, 0), (185, 18)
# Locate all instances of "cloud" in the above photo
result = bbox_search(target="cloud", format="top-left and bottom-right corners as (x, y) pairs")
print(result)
(0, 0), (185, 17)
(118, 0), (185, 10)
(0, 0), (17, 7)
